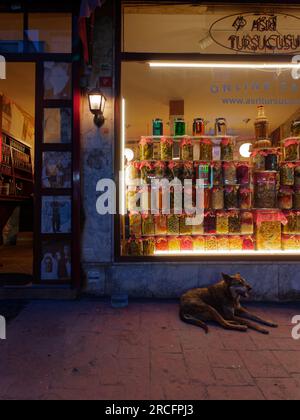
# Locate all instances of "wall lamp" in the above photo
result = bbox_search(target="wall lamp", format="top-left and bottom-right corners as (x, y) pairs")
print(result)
(88, 88), (107, 127)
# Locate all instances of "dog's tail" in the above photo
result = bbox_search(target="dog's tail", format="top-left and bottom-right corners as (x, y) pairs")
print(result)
(180, 310), (209, 334)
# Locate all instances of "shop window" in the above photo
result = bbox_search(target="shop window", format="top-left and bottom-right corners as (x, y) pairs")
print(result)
(0, 13), (23, 52)
(28, 13), (72, 54)
(120, 2), (300, 258)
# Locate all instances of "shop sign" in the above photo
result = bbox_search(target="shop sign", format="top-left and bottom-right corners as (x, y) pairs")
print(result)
(209, 12), (300, 54)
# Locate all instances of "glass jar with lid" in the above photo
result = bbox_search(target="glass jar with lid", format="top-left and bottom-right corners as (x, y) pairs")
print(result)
(140, 137), (154, 160)
(278, 187), (293, 210)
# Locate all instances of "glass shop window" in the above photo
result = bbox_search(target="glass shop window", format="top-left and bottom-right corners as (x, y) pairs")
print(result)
(0, 13), (24, 52)
(28, 13), (72, 53)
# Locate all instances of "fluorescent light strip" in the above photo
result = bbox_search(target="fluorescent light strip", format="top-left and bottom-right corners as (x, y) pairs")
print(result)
(120, 98), (126, 216)
(155, 250), (300, 256)
(149, 62), (300, 69)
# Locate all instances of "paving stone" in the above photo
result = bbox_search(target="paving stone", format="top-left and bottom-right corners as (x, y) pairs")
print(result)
(206, 385), (265, 400)
(256, 378), (300, 400)
(240, 351), (290, 378)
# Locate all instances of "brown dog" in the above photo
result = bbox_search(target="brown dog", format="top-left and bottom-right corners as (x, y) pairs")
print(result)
(180, 273), (278, 335)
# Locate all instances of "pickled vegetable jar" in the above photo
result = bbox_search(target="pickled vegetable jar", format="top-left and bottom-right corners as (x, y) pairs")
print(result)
(216, 212), (229, 234)
(180, 215), (193, 236)
(221, 138), (234, 161)
(126, 162), (140, 186)
(254, 172), (277, 209)
(127, 238), (143, 256)
(193, 236), (205, 251)
(155, 237), (169, 252)
(142, 213), (155, 236)
(284, 139), (299, 162)
(129, 213), (142, 237)
(180, 137), (194, 161)
(229, 236), (243, 251)
(200, 139), (213, 161)
(154, 161), (166, 179)
(192, 216), (204, 235)
(127, 188), (138, 212)
(155, 215), (167, 236)
(256, 221), (282, 250)
(140, 161), (155, 185)
(225, 186), (239, 209)
(168, 237), (181, 251)
(169, 162), (184, 182)
(239, 188), (252, 210)
(204, 212), (217, 234)
(205, 236), (218, 251)
(183, 161), (194, 179)
(265, 151), (279, 171)
(241, 212), (254, 234)
(218, 236), (229, 251)
(160, 137), (173, 160)
(228, 212), (241, 234)
(180, 236), (193, 251)
(280, 164), (295, 186)
(211, 187), (224, 210)
(283, 212), (297, 234)
(243, 236), (255, 251)
(278, 187), (293, 210)
(212, 162), (223, 186)
(252, 151), (265, 171)
(143, 238), (156, 256)
(139, 137), (154, 160)
(236, 164), (250, 185)
(167, 214), (180, 235)
(223, 162), (237, 185)
(282, 235), (299, 251)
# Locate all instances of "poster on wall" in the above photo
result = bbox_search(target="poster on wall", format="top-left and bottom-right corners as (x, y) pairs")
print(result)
(41, 240), (71, 281)
(41, 196), (72, 234)
(44, 62), (72, 100)
(42, 151), (72, 189)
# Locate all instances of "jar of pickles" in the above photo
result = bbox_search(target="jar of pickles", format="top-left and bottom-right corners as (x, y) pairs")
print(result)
(161, 137), (174, 160)
(183, 161), (194, 180)
(225, 186), (239, 209)
(169, 162), (184, 182)
(142, 213), (155, 236)
(216, 212), (229, 234)
(283, 212), (297, 234)
(154, 161), (166, 179)
(256, 221), (282, 250)
(212, 162), (223, 186)
(195, 186), (210, 210)
(229, 236), (243, 251)
(129, 212), (142, 237)
(282, 235), (300, 251)
(127, 187), (138, 212)
(156, 237), (169, 252)
(280, 163), (295, 186)
(218, 236), (229, 251)
(141, 186), (151, 212)
(284, 139), (299, 162)
(180, 236), (193, 251)
(254, 172), (277, 209)
(200, 139), (213, 161)
(205, 236), (218, 251)
(223, 162), (237, 185)
(228, 212), (241, 234)
(211, 187), (224, 210)
(239, 188), (252, 210)
(294, 164), (300, 187)
(168, 236), (181, 252)
(294, 187), (300, 210)
(193, 236), (205, 251)
(140, 161), (155, 185)
(180, 215), (193, 236)
(139, 137), (154, 160)
(204, 212), (217, 234)
(265, 151), (279, 171)
(278, 187), (293, 210)
(180, 137), (194, 161)
(243, 236), (255, 251)
(167, 214), (180, 235)
(143, 238), (156, 256)
(127, 238), (143, 256)
(252, 150), (266, 171)
(155, 215), (167, 236)
(221, 138), (234, 161)
(236, 163), (250, 185)
(192, 215), (204, 235)
(241, 212), (254, 234)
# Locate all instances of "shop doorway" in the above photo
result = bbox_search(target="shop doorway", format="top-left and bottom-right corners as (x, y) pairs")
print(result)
(0, 62), (35, 284)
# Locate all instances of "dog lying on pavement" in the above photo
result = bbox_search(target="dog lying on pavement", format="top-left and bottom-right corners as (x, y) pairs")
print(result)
(180, 273), (278, 335)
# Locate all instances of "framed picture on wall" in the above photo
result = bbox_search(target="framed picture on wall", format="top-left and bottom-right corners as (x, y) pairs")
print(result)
(43, 108), (72, 144)
(41, 240), (72, 281)
(42, 151), (72, 189)
(41, 196), (72, 234)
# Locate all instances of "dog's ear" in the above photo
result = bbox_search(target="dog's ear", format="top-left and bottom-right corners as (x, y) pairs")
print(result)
(222, 273), (233, 284)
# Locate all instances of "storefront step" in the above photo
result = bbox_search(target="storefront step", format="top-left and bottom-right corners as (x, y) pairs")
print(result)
(0, 286), (78, 300)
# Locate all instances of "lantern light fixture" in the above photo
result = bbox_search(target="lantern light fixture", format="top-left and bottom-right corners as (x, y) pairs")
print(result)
(88, 87), (107, 128)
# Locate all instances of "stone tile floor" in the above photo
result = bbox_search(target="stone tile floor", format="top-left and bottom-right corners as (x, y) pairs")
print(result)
(0, 300), (300, 400)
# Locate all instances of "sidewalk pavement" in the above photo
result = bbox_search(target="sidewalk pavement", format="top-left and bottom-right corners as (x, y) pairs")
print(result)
(0, 300), (300, 400)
